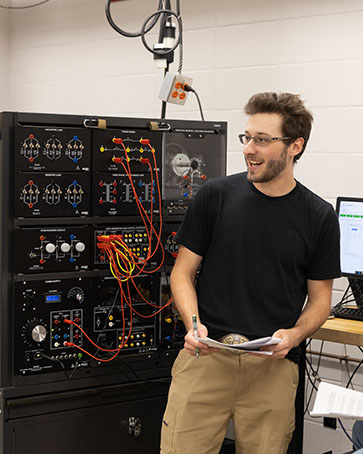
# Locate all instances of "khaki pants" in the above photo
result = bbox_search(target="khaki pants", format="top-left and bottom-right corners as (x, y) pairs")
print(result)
(161, 349), (299, 454)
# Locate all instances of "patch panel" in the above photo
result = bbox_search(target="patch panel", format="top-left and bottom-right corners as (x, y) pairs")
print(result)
(93, 225), (159, 268)
(93, 173), (158, 216)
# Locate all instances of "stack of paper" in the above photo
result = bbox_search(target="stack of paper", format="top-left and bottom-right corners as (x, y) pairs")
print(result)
(196, 336), (281, 355)
(311, 381), (363, 419)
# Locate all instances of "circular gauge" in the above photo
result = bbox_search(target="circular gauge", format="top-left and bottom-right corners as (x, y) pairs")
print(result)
(171, 153), (191, 176)
(67, 287), (85, 304)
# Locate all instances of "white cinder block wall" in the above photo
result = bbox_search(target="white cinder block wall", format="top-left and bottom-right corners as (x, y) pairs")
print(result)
(4, 0), (363, 452)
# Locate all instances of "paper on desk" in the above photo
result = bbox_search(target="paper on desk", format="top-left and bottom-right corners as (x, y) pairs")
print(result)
(195, 336), (282, 355)
(311, 381), (363, 420)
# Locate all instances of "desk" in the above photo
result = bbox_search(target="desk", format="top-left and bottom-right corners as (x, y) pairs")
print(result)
(311, 318), (363, 346)
(308, 318), (363, 454)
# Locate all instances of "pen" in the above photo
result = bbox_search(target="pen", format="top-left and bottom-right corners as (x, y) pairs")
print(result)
(192, 314), (199, 359)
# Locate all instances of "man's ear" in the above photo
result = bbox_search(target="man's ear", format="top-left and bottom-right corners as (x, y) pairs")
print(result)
(288, 137), (304, 158)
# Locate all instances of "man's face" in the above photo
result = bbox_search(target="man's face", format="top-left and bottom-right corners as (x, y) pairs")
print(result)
(243, 113), (290, 184)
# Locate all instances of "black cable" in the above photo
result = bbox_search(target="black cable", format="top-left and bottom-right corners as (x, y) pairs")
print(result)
(140, 8), (182, 57)
(157, 2), (169, 43)
(345, 358), (363, 389)
(338, 418), (353, 444)
(333, 346), (363, 445)
(331, 284), (355, 313)
(115, 355), (170, 384)
(175, 0), (183, 73)
(0, 0), (51, 8)
(161, 66), (169, 119)
(304, 358), (319, 415)
(105, 0), (182, 60)
(105, 0), (163, 38)
(93, 287), (121, 359)
(183, 85), (205, 121)
(193, 90), (205, 121)
(304, 341), (324, 415)
(40, 352), (80, 379)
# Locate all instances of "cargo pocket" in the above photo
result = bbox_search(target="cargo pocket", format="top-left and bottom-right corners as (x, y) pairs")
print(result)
(171, 348), (189, 378)
(287, 359), (299, 387)
(160, 405), (177, 454)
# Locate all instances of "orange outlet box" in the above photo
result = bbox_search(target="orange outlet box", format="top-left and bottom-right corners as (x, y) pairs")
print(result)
(159, 72), (193, 105)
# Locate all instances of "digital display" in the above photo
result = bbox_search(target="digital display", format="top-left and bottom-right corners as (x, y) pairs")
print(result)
(45, 293), (62, 303)
(337, 197), (363, 278)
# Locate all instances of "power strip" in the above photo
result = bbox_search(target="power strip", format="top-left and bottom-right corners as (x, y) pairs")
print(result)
(159, 72), (193, 105)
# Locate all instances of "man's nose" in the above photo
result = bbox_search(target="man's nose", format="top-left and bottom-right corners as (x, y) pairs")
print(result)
(243, 139), (256, 155)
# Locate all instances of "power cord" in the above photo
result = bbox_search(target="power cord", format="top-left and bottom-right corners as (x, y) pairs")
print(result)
(183, 84), (205, 121)
(105, 0), (183, 67)
(0, 0), (51, 8)
(105, 0), (162, 38)
(338, 418), (353, 444)
(115, 355), (171, 384)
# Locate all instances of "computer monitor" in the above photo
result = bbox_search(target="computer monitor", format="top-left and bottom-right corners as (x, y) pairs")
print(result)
(336, 197), (363, 307)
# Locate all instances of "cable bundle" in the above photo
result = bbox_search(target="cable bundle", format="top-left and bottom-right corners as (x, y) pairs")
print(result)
(63, 137), (173, 362)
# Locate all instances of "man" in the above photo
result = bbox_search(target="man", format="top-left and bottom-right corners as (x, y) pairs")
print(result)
(160, 92), (341, 454)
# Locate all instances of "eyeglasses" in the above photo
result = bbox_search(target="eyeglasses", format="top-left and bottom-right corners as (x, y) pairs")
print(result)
(238, 133), (292, 147)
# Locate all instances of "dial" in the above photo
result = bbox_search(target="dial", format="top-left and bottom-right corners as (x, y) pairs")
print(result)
(60, 242), (71, 253)
(67, 287), (85, 304)
(45, 243), (56, 253)
(75, 242), (85, 252)
(22, 318), (47, 346)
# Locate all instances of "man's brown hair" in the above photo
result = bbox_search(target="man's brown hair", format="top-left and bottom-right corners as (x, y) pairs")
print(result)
(244, 92), (313, 163)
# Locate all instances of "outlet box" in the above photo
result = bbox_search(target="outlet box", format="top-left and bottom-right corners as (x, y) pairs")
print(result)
(323, 417), (337, 429)
(159, 72), (193, 105)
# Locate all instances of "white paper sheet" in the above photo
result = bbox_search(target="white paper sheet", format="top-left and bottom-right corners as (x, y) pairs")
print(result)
(195, 336), (282, 355)
(311, 381), (363, 420)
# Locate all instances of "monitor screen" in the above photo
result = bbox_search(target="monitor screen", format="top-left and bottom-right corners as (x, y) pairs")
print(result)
(336, 197), (363, 278)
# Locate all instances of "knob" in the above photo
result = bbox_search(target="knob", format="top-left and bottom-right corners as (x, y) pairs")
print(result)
(31, 324), (47, 343)
(68, 287), (84, 304)
(60, 242), (71, 253)
(23, 319), (47, 345)
(75, 242), (85, 252)
(45, 243), (56, 253)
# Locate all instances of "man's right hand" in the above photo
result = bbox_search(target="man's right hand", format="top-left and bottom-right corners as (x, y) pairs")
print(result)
(184, 323), (219, 356)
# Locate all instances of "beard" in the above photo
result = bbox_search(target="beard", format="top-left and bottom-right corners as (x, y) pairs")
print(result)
(246, 146), (288, 183)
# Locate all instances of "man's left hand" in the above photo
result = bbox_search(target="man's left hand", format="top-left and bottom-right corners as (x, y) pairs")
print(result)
(257, 328), (299, 358)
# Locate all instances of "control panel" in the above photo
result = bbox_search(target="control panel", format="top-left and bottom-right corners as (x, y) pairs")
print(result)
(14, 126), (91, 172)
(14, 173), (90, 217)
(14, 277), (90, 376)
(93, 173), (157, 216)
(93, 224), (160, 268)
(162, 127), (226, 214)
(0, 112), (226, 387)
(14, 226), (89, 273)
(91, 275), (159, 358)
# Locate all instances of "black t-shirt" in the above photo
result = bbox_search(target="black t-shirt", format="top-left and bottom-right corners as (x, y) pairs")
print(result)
(176, 172), (341, 363)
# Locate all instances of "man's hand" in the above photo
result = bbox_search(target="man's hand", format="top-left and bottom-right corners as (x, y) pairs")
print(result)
(258, 328), (299, 358)
(184, 323), (219, 357)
